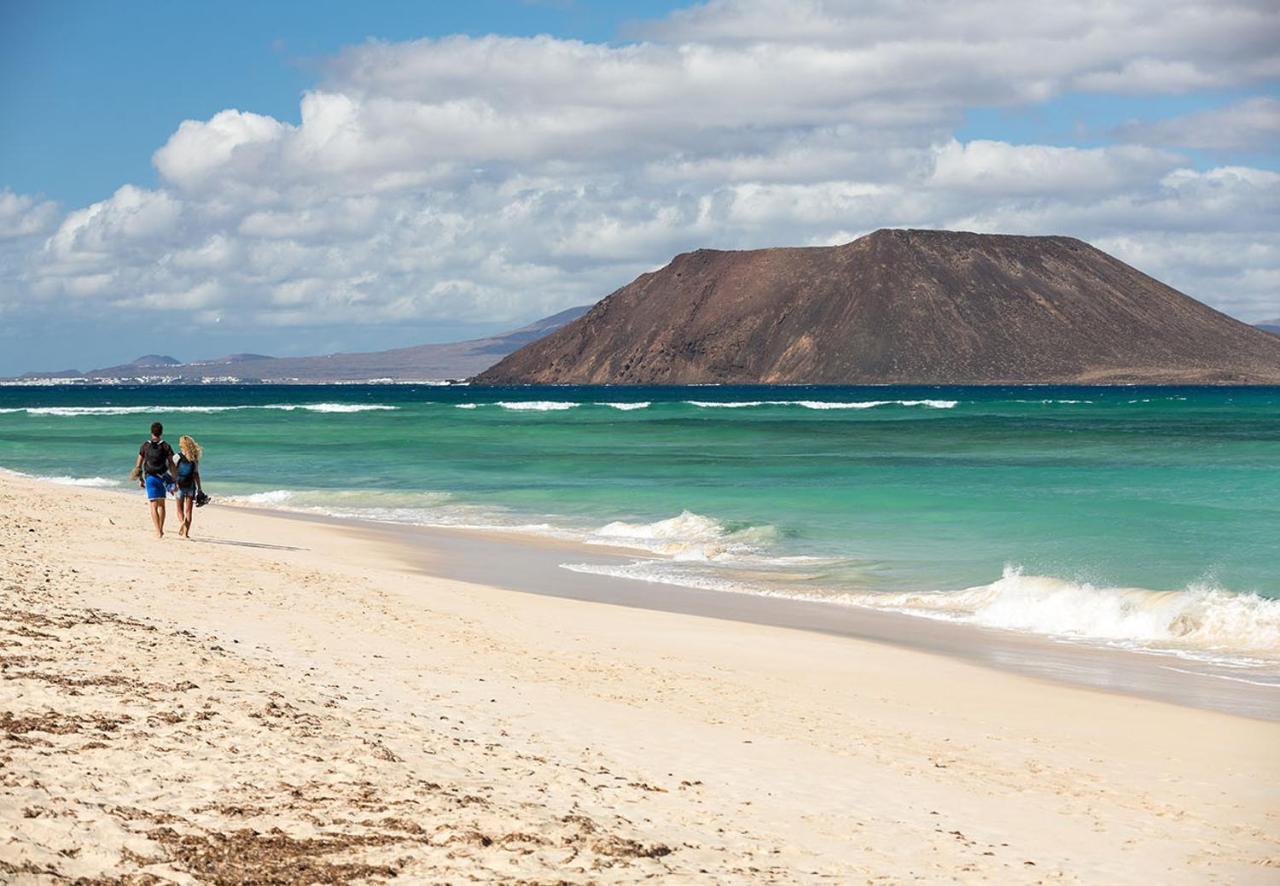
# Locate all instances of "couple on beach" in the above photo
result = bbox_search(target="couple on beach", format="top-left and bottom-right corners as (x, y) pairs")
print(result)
(132, 421), (205, 539)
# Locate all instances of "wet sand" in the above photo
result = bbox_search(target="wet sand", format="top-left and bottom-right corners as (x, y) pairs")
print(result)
(2, 472), (1278, 882)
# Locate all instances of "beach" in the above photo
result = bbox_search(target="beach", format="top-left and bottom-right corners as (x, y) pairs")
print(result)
(3, 472), (1278, 883)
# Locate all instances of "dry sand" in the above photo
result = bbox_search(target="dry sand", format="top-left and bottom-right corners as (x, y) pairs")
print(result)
(1, 472), (1277, 883)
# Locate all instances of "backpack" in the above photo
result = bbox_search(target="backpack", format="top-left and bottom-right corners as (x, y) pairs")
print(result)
(142, 440), (171, 476)
(175, 455), (197, 488)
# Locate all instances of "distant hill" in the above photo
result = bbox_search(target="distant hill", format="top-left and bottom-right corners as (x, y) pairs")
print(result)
(1258, 319), (1280, 335)
(15, 307), (589, 383)
(196, 353), (275, 364)
(476, 230), (1280, 385)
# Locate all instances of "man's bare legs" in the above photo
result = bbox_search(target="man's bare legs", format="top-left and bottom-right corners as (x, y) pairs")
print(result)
(149, 498), (166, 538)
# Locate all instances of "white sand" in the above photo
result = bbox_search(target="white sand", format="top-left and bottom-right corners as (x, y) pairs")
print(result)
(1, 472), (1277, 883)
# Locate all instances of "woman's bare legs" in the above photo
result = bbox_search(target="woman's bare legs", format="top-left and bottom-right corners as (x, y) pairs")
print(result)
(177, 496), (192, 537)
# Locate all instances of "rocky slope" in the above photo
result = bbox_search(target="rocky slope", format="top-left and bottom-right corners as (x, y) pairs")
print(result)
(476, 230), (1280, 385)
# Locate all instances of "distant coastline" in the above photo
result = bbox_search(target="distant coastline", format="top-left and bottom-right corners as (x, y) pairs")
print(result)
(3, 306), (588, 386)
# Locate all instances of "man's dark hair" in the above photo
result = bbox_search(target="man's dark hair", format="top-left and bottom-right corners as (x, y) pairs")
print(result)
(151, 422), (163, 437)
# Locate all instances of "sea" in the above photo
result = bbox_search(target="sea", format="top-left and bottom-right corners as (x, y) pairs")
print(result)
(2, 383), (1278, 671)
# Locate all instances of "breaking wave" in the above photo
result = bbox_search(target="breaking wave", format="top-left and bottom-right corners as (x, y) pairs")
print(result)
(834, 566), (1280, 659)
(588, 510), (782, 562)
(1, 404), (397, 416)
(0, 467), (126, 488)
(454, 401), (651, 411)
(495, 401), (578, 411)
(227, 489), (297, 506)
(294, 403), (398, 413)
(685, 399), (957, 410)
(38, 475), (121, 487)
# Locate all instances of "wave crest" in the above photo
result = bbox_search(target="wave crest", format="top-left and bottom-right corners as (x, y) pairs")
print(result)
(495, 401), (578, 411)
(3, 404), (397, 416)
(591, 510), (778, 561)
(685, 399), (957, 410)
(840, 566), (1280, 657)
(36, 475), (121, 487)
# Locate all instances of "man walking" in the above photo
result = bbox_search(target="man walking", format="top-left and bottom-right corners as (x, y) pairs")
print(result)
(134, 421), (176, 538)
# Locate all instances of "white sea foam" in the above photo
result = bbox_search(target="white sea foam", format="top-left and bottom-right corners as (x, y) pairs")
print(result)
(795, 399), (958, 409)
(495, 401), (578, 411)
(219, 487), (570, 538)
(25, 406), (189, 416)
(557, 559), (1280, 663)
(685, 399), (957, 410)
(442, 399), (955, 412)
(561, 560), (746, 593)
(589, 510), (780, 561)
(832, 566), (1280, 658)
(0, 467), (126, 488)
(290, 403), (398, 413)
(7, 403), (397, 417)
(1159, 667), (1280, 687)
(35, 475), (121, 487)
(1010, 399), (1093, 405)
(230, 489), (296, 506)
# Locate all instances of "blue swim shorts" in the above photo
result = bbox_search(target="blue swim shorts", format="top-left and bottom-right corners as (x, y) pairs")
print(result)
(144, 474), (170, 501)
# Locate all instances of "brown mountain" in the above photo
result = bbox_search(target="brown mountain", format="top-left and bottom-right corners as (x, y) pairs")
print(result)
(476, 230), (1280, 385)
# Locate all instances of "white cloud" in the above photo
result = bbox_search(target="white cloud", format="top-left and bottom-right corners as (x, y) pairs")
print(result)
(0, 189), (58, 240)
(646, 0), (1280, 93)
(153, 109), (290, 191)
(47, 186), (182, 253)
(3, 0), (1279, 341)
(1116, 97), (1280, 151)
(929, 140), (1184, 195)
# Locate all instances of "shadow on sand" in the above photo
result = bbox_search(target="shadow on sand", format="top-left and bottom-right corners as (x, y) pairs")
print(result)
(186, 537), (305, 552)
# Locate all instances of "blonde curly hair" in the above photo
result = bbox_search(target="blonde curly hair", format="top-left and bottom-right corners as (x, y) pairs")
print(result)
(179, 435), (202, 462)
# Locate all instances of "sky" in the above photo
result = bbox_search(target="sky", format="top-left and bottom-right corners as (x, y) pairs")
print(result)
(1, 0), (1277, 376)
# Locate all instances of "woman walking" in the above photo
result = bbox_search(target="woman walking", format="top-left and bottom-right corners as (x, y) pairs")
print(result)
(174, 435), (203, 538)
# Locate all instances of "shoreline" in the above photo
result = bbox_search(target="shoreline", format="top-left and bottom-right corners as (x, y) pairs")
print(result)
(9, 468), (1280, 721)
(232, 500), (1280, 722)
(3, 471), (1279, 881)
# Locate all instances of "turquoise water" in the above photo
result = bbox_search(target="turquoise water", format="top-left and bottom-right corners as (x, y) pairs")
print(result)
(2, 384), (1278, 662)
